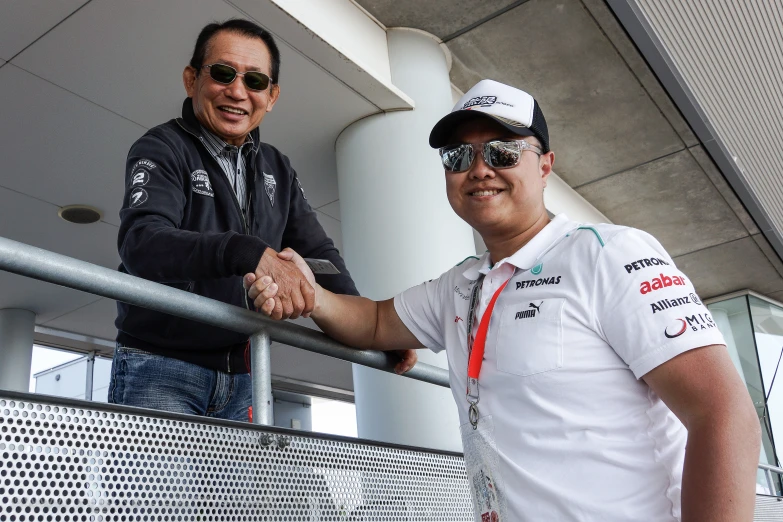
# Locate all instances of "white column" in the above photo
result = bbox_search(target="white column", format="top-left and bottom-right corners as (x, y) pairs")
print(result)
(336, 29), (475, 452)
(0, 309), (36, 392)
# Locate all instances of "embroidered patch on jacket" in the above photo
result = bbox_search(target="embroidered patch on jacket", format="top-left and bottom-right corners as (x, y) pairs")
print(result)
(129, 159), (156, 187)
(129, 187), (148, 208)
(263, 172), (276, 206)
(130, 169), (149, 187)
(296, 177), (307, 200)
(191, 170), (214, 197)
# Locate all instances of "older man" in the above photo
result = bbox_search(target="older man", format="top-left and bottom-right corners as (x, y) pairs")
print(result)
(248, 79), (761, 521)
(111, 19), (359, 420)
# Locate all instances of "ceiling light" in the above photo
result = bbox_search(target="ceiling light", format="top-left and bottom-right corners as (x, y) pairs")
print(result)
(58, 205), (102, 225)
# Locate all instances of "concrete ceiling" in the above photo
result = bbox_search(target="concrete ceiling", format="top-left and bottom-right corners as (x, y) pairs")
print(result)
(0, 0), (375, 393)
(358, 0), (783, 304)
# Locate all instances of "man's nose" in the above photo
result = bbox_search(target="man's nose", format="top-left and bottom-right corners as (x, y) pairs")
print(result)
(225, 77), (249, 99)
(469, 152), (496, 179)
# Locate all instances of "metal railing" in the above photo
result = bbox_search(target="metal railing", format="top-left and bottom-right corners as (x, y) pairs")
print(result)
(759, 462), (783, 497)
(0, 236), (449, 426)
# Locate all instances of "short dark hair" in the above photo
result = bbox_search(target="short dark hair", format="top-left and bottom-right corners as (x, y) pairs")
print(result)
(190, 19), (281, 84)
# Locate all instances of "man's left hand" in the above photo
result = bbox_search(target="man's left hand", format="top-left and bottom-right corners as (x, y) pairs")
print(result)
(394, 349), (418, 374)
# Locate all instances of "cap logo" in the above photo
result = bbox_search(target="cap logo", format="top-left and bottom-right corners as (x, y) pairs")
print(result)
(463, 96), (497, 109)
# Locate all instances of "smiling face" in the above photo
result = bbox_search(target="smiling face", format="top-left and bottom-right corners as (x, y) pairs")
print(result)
(445, 118), (554, 239)
(183, 30), (280, 146)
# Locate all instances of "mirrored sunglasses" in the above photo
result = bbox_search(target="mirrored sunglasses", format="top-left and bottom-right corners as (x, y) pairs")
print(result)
(439, 139), (542, 173)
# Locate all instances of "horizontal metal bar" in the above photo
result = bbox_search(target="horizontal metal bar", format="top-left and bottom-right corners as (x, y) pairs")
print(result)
(0, 236), (449, 388)
(759, 463), (783, 474)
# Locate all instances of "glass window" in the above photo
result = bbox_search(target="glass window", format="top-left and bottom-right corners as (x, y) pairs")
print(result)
(749, 296), (783, 472)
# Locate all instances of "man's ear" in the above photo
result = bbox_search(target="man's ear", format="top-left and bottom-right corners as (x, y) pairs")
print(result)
(540, 151), (555, 187)
(265, 83), (281, 112)
(183, 66), (197, 97)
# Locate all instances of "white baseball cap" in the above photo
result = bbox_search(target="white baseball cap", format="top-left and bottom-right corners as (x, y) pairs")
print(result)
(429, 79), (550, 152)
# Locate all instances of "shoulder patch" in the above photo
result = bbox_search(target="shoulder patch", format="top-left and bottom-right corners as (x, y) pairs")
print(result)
(130, 169), (149, 187)
(129, 187), (148, 208)
(131, 159), (157, 173)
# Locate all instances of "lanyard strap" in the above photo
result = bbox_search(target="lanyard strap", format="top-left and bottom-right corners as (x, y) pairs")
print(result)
(465, 273), (513, 428)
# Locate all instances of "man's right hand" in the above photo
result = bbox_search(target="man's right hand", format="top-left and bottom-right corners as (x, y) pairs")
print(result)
(251, 247), (315, 320)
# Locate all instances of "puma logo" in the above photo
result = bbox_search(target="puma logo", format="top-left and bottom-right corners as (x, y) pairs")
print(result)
(515, 301), (543, 320)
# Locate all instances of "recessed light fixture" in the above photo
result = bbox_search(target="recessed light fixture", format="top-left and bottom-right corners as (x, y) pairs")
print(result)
(58, 205), (102, 225)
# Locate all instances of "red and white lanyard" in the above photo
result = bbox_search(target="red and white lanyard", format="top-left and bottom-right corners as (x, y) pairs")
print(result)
(465, 271), (514, 429)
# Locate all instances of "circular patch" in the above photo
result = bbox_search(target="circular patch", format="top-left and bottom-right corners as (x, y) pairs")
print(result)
(690, 292), (702, 305)
(131, 169), (150, 187)
(129, 187), (149, 208)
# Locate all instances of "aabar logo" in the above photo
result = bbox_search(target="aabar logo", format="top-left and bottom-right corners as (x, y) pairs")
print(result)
(455, 316), (464, 323)
(639, 273), (687, 294)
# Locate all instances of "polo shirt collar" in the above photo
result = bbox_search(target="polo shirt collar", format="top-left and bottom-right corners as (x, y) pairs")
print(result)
(462, 214), (577, 279)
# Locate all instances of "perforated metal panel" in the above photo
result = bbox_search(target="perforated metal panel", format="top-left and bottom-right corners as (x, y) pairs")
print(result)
(0, 394), (472, 521)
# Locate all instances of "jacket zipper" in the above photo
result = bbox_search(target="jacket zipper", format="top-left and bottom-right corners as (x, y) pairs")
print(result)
(177, 120), (251, 371)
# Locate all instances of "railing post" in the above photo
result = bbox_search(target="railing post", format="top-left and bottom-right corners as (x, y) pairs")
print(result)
(250, 329), (273, 425)
(766, 469), (775, 495)
(84, 351), (95, 401)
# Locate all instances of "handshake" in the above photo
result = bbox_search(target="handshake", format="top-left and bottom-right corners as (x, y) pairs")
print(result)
(244, 247), (418, 375)
(244, 247), (317, 320)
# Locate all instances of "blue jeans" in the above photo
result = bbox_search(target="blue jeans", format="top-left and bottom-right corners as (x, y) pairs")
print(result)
(108, 345), (252, 421)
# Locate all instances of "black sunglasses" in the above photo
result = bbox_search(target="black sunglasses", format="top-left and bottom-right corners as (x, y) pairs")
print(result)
(202, 63), (271, 92)
(439, 139), (542, 173)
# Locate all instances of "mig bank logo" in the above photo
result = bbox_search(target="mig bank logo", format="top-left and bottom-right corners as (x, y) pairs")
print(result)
(664, 312), (717, 338)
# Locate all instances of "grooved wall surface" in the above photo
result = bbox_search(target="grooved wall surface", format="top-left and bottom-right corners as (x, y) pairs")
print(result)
(634, 0), (783, 235)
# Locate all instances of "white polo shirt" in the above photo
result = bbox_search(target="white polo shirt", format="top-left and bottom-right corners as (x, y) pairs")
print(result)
(394, 214), (726, 522)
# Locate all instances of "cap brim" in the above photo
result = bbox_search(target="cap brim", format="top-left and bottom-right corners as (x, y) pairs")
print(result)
(428, 110), (535, 148)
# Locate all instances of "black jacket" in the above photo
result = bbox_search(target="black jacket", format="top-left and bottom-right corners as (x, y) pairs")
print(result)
(116, 99), (358, 372)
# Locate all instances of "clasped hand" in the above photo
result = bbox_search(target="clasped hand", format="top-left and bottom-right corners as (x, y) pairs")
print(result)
(243, 248), (418, 375)
(245, 247), (316, 320)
